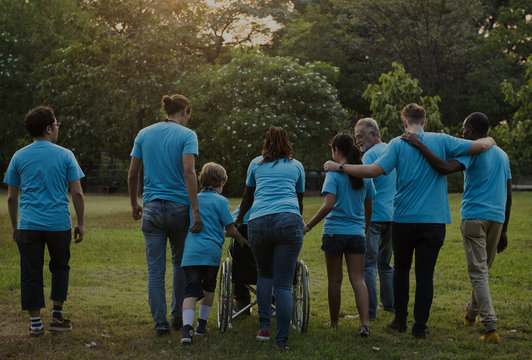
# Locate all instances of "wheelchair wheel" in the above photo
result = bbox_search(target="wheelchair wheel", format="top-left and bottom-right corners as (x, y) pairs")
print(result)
(217, 257), (232, 332)
(291, 259), (310, 333)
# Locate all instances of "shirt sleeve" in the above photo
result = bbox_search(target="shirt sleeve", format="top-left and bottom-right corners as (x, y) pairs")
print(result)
(220, 197), (235, 227)
(3, 156), (20, 187)
(321, 172), (338, 196)
(130, 132), (143, 159)
(183, 131), (199, 157)
(245, 159), (257, 187)
(445, 135), (472, 158)
(295, 161), (305, 193)
(66, 150), (85, 183)
(374, 139), (398, 175)
(453, 154), (473, 169)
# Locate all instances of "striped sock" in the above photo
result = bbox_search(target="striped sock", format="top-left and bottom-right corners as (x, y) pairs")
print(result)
(52, 306), (63, 320)
(31, 316), (43, 330)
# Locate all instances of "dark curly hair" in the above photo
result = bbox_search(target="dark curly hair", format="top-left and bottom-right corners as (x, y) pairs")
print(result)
(259, 126), (294, 166)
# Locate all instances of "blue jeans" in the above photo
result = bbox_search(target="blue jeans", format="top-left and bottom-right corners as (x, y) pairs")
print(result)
(248, 213), (303, 347)
(364, 222), (394, 319)
(17, 230), (71, 310)
(392, 222), (445, 336)
(141, 200), (189, 329)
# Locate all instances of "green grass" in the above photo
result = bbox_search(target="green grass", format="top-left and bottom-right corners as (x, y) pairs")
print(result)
(0, 192), (531, 359)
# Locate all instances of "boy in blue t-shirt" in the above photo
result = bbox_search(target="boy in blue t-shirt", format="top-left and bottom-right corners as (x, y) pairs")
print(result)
(180, 162), (248, 344)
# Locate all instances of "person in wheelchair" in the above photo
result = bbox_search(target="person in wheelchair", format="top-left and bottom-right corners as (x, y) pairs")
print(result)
(304, 133), (374, 337)
(236, 126), (305, 351)
(180, 163), (248, 344)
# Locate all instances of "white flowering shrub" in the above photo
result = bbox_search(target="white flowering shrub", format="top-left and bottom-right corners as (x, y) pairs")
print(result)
(177, 52), (347, 195)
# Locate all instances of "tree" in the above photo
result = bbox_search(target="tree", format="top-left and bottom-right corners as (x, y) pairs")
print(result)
(363, 63), (443, 141)
(176, 52), (348, 195)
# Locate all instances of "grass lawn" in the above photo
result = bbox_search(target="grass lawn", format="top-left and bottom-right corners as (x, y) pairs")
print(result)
(0, 191), (530, 359)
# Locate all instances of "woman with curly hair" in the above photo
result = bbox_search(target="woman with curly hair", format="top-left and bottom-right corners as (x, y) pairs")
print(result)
(236, 126), (305, 351)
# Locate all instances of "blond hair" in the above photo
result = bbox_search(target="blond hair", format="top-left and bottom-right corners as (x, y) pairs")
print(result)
(199, 162), (228, 188)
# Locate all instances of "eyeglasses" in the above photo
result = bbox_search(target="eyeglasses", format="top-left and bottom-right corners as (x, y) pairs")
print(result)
(53, 122), (62, 128)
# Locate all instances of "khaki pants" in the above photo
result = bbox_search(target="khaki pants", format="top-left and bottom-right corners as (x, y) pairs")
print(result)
(461, 219), (503, 332)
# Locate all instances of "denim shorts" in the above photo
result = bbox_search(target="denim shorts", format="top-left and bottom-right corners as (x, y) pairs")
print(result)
(321, 234), (366, 255)
(183, 265), (219, 299)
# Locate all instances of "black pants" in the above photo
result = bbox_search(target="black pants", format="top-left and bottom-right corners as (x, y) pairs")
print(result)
(17, 230), (71, 310)
(391, 223), (445, 335)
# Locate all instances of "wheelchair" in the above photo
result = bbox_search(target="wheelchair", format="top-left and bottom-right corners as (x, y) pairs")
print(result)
(217, 235), (310, 333)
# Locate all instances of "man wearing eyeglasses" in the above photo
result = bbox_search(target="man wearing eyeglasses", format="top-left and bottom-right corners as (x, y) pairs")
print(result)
(4, 106), (85, 337)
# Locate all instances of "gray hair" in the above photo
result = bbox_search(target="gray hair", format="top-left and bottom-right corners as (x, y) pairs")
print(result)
(355, 118), (381, 138)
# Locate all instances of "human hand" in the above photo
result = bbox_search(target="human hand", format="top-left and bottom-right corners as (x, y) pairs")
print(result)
(400, 133), (422, 148)
(303, 224), (311, 234)
(74, 224), (84, 243)
(189, 211), (203, 233)
(324, 160), (340, 172)
(497, 231), (508, 253)
(131, 204), (142, 220)
(238, 237), (249, 247)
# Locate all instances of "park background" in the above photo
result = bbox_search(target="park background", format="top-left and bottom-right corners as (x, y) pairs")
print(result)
(1, 0), (531, 359)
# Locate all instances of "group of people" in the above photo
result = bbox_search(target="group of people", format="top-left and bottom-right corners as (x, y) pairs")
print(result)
(4, 94), (511, 350)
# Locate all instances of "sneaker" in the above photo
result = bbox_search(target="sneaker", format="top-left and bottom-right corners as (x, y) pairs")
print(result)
(256, 328), (271, 341)
(480, 331), (500, 344)
(156, 328), (170, 336)
(464, 314), (479, 327)
(49, 317), (72, 332)
(387, 318), (407, 333)
(30, 327), (44, 337)
(171, 317), (183, 330)
(195, 319), (207, 336)
(181, 324), (194, 344)
(359, 325), (370, 337)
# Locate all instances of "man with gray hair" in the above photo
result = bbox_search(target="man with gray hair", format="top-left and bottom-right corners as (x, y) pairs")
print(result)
(354, 118), (395, 320)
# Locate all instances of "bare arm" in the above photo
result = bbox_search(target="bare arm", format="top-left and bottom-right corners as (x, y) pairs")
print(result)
(497, 179), (512, 253)
(183, 153), (202, 233)
(225, 223), (249, 247)
(236, 186), (255, 226)
(297, 192), (304, 215)
(324, 161), (384, 178)
(468, 137), (495, 154)
(401, 133), (465, 175)
(7, 185), (19, 242)
(303, 193), (335, 234)
(128, 156), (143, 220)
(364, 197), (372, 234)
(69, 179), (85, 243)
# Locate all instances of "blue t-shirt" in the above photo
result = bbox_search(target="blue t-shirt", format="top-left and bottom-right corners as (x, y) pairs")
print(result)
(375, 130), (472, 224)
(3, 141), (85, 231)
(362, 143), (396, 222)
(181, 190), (235, 267)
(130, 122), (198, 205)
(454, 146), (511, 223)
(321, 172), (375, 236)
(245, 156), (305, 221)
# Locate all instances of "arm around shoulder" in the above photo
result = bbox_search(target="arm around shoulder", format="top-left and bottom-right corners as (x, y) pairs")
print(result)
(468, 137), (495, 154)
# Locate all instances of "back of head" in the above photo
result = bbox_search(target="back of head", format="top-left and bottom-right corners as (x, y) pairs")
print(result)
(24, 106), (55, 138)
(401, 103), (426, 126)
(331, 133), (364, 190)
(261, 126), (294, 164)
(199, 162), (228, 189)
(355, 118), (381, 139)
(465, 112), (489, 138)
(161, 94), (191, 116)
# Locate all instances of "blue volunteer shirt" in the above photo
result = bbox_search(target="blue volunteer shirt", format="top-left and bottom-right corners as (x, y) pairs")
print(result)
(181, 190), (235, 267)
(4, 141), (85, 231)
(245, 156), (305, 221)
(322, 172), (375, 236)
(375, 130), (472, 223)
(362, 143), (396, 222)
(455, 146), (511, 223)
(130, 122), (198, 205)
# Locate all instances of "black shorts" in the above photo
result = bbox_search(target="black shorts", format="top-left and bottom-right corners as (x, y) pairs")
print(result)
(183, 265), (219, 299)
(321, 234), (366, 256)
